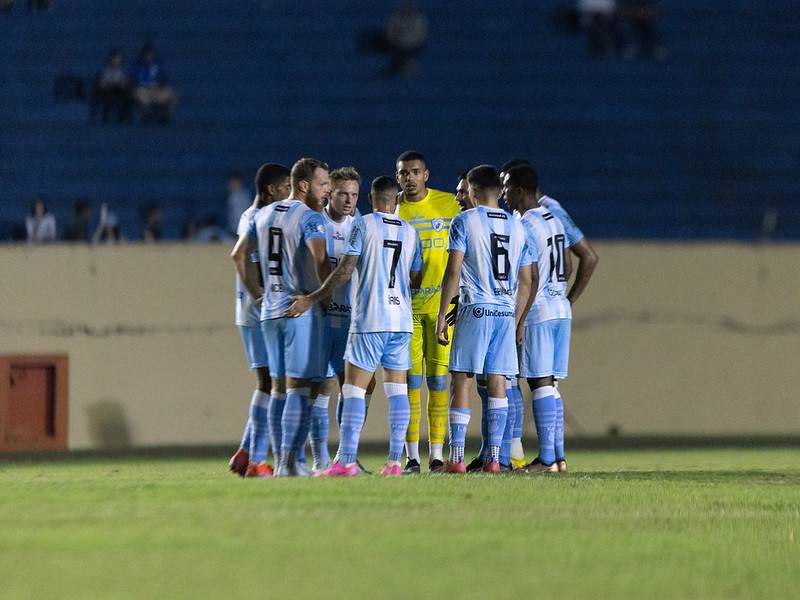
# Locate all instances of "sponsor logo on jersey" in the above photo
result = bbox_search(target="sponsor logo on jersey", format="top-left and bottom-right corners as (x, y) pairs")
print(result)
(493, 287), (513, 296)
(328, 301), (352, 315)
(472, 306), (514, 319)
(487, 211), (508, 220)
(275, 205), (290, 213)
(411, 284), (441, 297)
(382, 217), (402, 226)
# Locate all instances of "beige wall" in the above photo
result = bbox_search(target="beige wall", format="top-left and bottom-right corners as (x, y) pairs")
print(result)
(1, 241), (798, 450)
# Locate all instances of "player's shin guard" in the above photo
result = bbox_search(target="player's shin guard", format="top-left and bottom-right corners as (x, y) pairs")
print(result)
(532, 386), (557, 465)
(267, 392), (286, 463)
(500, 381), (514, 466)
(338, 384), (366, 465)
(510, 382), (525, 463)
(282, 388), (309, 459)
(247, 390), (270, 464)
(426, 374), (449, 452)
(487, 396), (509, 464)
(553, 385), (565, 461)
(476, 381), (489, 461)
(447, 408), (470, 463)
(310, 394), (330, 467)
(385, 382), (410, 464)
(405, 373), (423, 461)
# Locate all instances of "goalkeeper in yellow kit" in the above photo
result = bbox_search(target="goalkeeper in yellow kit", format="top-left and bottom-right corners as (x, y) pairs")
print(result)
(395, 151), (460, 473)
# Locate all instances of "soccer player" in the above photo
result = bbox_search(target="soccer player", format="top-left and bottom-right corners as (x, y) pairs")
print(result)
(435, 165), (535, 473)
(395, 150), (460, 473)
(502, 159), (599, 472)
(231, 157), (331, 477)
(229, 163), (292, 478)
(503, 164), (574, 474)
(309, 166), (360, 473)
(285, 176), (423, 476)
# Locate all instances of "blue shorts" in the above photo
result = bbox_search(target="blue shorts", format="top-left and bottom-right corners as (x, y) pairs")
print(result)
(239, 325), (269, 370)
(518, 318), (571, 379)
(345, 331), (412, 373)
(261, 312), (328, 380)
(449, 303), (518, 377)
(324, 323), (350, 377)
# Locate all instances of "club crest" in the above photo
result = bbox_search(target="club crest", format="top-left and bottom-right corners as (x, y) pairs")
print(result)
(431, 218), (444, 232)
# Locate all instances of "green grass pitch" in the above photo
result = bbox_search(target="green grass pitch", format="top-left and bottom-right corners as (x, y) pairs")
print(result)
(1, 448), (799, 599)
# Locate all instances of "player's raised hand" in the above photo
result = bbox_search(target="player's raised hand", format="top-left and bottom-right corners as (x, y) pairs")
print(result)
(284, 295), (312, 318)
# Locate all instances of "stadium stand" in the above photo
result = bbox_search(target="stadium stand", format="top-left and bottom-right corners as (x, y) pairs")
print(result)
(0, 0), (798, 240)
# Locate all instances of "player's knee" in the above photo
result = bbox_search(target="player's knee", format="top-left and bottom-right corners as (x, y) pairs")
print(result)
(407, 374), (423, 390)
(426, 374), (448, 392)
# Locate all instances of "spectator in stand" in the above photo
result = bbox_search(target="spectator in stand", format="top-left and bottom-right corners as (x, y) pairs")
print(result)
(141, 202), (163, 241)
(26, 0), (50, 11)
(130, 43), (178, 125)
(90, 48), (134, 124)
(577, 0), (622, 57)
(92, 203), (124, 244)
(63, 199), (93, 242)
(620, 0), (665, 59)
(227, 171), (251, 235)
(383, 1), (429, 77)
(25, 196), (56, 243)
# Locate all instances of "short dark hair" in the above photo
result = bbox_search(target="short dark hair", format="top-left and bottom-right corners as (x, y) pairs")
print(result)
(466, 164), (501, 191)
(371, 175), (398, 195)
(291, 157), (329, 188)
(504, 164), (539, 193)
(458, 170), (469, 181)
(255, 163), (290, 195)
(396, 150), (426, 165)
(500, 158), (532, 174)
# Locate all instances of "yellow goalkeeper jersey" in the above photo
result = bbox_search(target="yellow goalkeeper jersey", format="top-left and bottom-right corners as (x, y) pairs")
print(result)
(398, 187), (460, 315)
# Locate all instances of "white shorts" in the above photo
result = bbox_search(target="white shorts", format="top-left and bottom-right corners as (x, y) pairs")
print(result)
(344, 331), (412, 373)
(518, 318), (571, 379)
(238, 325), (269, 370)
(449, 303), (518, 377)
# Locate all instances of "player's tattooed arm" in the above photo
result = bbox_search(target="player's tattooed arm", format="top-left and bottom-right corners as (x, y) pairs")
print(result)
(284, 254), (357, 318)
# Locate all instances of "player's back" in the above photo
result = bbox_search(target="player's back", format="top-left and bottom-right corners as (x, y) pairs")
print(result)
(539, 195), (584, 247)
(449, 205), (532, 309)
(521, 206), (572, 323)
(345, 212), (422, 334)
(253, 198), (325, 319)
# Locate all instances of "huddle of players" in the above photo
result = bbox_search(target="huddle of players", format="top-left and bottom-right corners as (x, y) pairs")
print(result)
(229, 152), (597, 477)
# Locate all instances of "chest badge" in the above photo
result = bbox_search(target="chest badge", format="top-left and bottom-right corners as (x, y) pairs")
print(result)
(431, 218), (444, 232)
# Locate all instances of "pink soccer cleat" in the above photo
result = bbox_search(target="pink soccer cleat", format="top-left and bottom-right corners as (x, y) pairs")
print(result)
(380, 464), (402, 476)
(313, 461), (357, 477)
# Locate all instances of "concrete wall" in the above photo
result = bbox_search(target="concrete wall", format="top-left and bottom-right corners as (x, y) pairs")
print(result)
(1, 241), (798, 450)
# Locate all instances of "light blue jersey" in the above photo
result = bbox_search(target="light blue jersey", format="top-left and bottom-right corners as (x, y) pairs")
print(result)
(235, 204), (261, 327)
(247, 198), (326, 320)
(539, 195), (584, 247)
(521, 206), (572, 324)
(447, 206), (534, 309)
(343, 211), (423, 334)
(322, 206), (354, 329)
